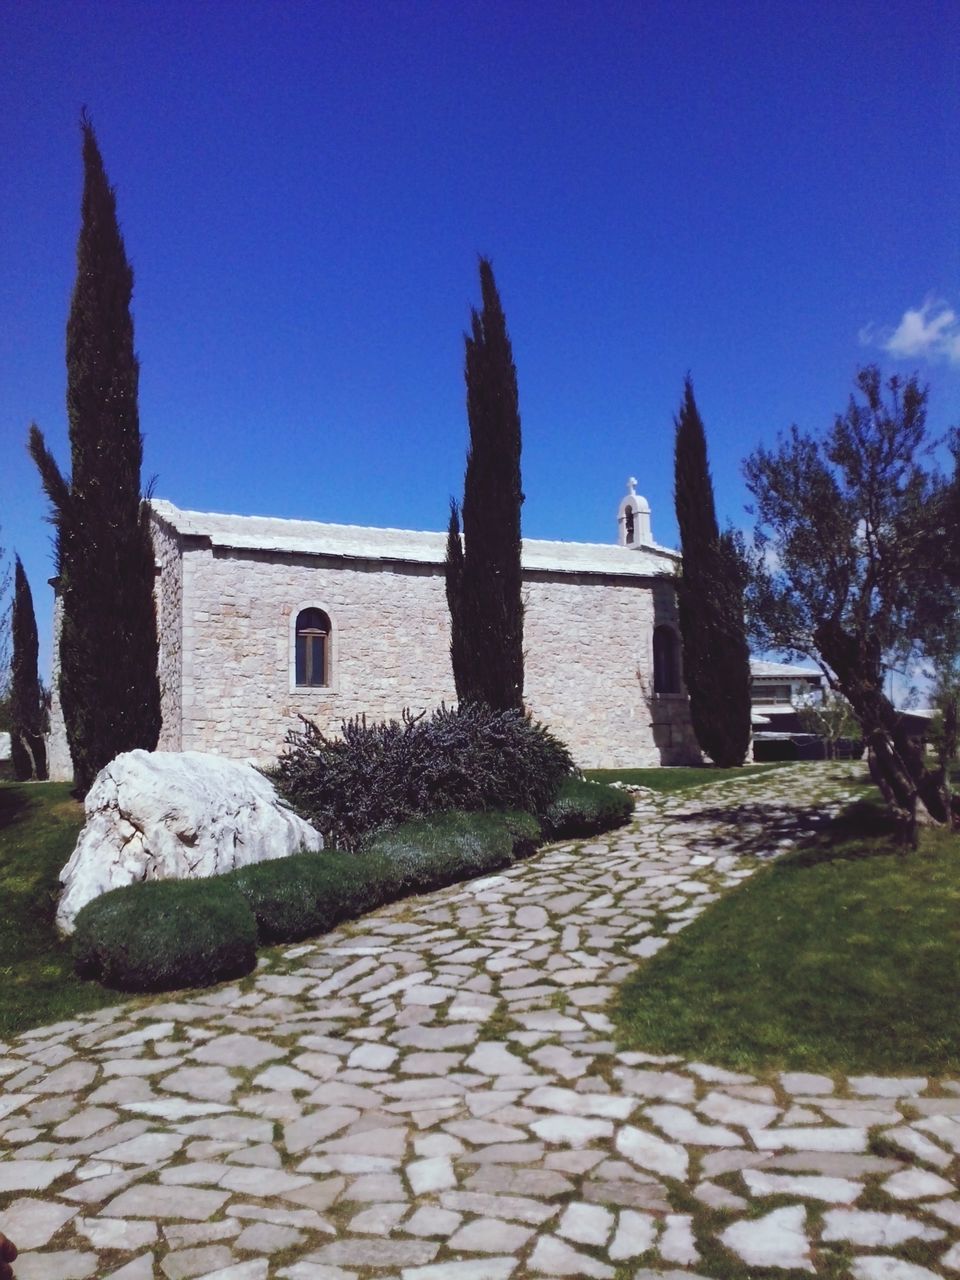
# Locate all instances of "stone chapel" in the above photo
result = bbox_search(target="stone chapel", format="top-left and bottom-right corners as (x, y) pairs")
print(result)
(47, 481), (699, 778)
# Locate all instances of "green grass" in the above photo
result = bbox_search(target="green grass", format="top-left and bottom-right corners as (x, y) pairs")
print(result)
(614, 795), (960, 1074)
(585, 761), (790, 792)
(0, 782), (130, 1038)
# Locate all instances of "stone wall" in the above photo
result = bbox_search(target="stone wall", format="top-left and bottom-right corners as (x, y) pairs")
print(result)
(170, 542), (699, 769)
(522, 572), (698, 766)
(152, 517), (184, 751)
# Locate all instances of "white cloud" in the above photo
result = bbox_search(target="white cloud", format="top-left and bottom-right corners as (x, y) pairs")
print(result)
(860, 297), (960, 365)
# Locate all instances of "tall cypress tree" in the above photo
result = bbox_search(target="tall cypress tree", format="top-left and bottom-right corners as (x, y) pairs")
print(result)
(445, 259), (524, 710)
(10, 557), (47, 781)
(444, 499), (469, 693)
(29, 113), (160, 793)
(673, 376), (751, 766)
(0, 527), (10, 702)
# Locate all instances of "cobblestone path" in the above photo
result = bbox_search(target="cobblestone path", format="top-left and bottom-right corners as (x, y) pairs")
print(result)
(3, 762), (959, 1280)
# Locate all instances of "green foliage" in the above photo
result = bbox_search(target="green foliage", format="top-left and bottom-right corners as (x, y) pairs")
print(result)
(363, 809), (541, 894)
(0, 526), (10, 700)
(10, 557), (47, 780)
(795, 689), (859, 758)
(743, 366), (957, 830)
(236, 810), (539, 947)
(271, 702), (573, 850)
(446, 258), (525, 711)
(0, 782), (133, 1037)
(72, 809), (539, 989)
(929, 658), (960, 771)
(3, 782), (547, 1008)
(28, 114), (160, 794)
(615, 797), (960, 1073)
(673, 377), (751, 766)
(232, 849), (389, 945)
(72, 878), (257, 992)
(543, 778), (633, 837)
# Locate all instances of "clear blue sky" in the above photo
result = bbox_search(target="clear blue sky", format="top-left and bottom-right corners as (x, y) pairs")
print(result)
(2, 0), (958, 679)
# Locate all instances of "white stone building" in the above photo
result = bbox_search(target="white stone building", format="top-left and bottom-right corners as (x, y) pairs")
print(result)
(749, 660), (825, 734)
(47, 481), (700, 776)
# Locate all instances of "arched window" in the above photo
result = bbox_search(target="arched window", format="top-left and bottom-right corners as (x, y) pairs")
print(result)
(653, 625), (680, 694)
(624, 507), (635, 544)
(295, 608), (330, 687)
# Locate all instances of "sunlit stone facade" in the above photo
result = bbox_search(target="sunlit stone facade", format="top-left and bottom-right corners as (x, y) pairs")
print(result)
(47, 486), (699, 777)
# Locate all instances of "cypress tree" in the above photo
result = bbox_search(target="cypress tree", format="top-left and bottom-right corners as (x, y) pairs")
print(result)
(444, 499), (469, 693)
(10, 557), (47, 781)
(29, 113), (160, 793)
(673, 376), (751, 766)
(445, 259), (524, 710)
(0, 528), (10, 705)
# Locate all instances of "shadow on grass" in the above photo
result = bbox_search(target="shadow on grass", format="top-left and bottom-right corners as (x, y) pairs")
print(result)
(0, 784), (30, 831)
(782, 799), (897, 868)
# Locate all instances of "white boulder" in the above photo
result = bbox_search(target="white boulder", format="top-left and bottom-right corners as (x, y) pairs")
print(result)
(56, 749), (322, 934)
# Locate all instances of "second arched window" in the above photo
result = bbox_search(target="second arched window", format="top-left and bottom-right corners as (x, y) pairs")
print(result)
(653, 625), (680, 694)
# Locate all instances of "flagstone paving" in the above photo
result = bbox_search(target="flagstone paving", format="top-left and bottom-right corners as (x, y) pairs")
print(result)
(2, 761), (959, 1278)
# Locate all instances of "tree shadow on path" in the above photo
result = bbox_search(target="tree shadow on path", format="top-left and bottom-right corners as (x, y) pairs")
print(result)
(665, 796), (888, 862)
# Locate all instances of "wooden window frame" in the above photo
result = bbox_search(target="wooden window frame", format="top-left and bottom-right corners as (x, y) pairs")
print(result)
(289, 603), (338, 694)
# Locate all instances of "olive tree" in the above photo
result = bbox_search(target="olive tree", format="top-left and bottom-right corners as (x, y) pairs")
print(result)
(743, 366), (959, 840)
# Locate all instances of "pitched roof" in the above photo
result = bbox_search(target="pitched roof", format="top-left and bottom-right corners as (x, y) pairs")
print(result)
(750, 660), (823, 679)
(149, 499), (680, 579)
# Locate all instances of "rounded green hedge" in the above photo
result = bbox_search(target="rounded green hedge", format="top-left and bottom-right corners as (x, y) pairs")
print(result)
(70, 796), (625, 996)
(71, 809), (544, 992)
(544, 778), (634, 838)
(232, 849), (391, 945)
(72, 877), (257, 992)
(361, 809), (541, 895)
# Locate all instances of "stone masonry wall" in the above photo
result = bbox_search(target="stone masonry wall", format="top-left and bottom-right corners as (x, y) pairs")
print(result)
(152, 518), (184, 751)
(523, 572), (700, 767)
(175, 545), (699, 769)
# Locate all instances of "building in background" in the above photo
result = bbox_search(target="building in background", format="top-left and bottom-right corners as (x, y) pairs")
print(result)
(47, 483), (700, 778)
(750, 660), (825, 736)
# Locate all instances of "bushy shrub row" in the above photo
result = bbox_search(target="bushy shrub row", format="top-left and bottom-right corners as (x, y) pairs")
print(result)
(270, 703), (574, 849)
(363, 809), (541, 894)
(72, 878), (257, 992)
(71, 809), (541, 992)
(544, 778), (635, 838)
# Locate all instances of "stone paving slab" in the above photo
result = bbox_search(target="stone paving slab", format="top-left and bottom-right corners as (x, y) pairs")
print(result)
(2, 762), (958, 1277)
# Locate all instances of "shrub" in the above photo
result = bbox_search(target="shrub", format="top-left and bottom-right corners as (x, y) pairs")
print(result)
(544, 778), (634, 838)
(72, 878), (257, 992)
(270, 702), (574, 849)
(72, 808), (544, 991)
(69, 774), (630, 996)
(232, 849), (391, 945)
(236, 809), (540, 944)
(362, 809), (541, 895)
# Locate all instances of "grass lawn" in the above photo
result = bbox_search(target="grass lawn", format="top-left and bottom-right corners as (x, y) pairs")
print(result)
(585, 760), (791, 792)
(614, 794), (960, 1075)
(0, 782), (129, 1039)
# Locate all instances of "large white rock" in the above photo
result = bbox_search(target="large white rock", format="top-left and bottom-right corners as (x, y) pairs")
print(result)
(56, 749), (322, 934)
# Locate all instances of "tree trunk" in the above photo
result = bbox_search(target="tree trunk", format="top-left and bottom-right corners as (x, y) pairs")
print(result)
(814, 620), (951, 841)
